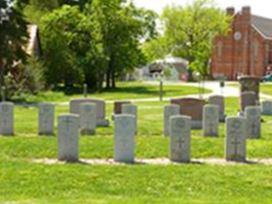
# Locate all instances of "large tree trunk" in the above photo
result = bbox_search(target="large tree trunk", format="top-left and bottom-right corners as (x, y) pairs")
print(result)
(106, 68), (111, 89)
(111, 68), (116, 89)
(0, 58), (4, 88)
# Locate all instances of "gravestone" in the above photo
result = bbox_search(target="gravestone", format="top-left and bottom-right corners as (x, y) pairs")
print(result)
(226, 117), (247, 162)
(239, 76), (260, 101)
(114, 101), (131, 115)
(163, 104), (180, 137)
(79, 103), (96, 135)
(245, 106), (261, 139)
(0, 102), (14, 136)
(58, 114), (79, 162)
(114, 114), (135, 163)
(261, 100), (272, 115)
(38, 103), (54, 135)
(171, 98), (206, 129)
(208, 95), (226, 122)
(122, 104), (137, 134)
(240, 91), (257, 112)
(70, 98), (109, 127)
(169, 115), (191, 163)
(203, 104), (219, 137)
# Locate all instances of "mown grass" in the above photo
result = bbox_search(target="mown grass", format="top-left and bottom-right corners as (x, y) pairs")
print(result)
(1, 92), (272, 203)
(17, 82), (210, 103)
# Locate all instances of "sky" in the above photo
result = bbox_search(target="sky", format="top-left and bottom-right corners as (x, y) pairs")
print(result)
(134, 0), (272, 19)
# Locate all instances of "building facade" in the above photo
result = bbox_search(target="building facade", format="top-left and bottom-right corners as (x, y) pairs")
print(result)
(211, 7), (272, 80)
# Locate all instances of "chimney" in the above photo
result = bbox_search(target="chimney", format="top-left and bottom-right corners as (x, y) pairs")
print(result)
(226, 7), (235, 16)
(242, 6), (251, 15)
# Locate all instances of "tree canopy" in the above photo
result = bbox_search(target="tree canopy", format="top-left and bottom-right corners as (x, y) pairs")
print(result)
(143, 0), (230, 79)
(40, 0), (157, 89)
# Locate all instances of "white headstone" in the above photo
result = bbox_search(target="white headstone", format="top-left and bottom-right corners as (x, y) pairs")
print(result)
(164, 104), (180, 137)
(69, 98), (109, 127)
(58, 114), (79, 162)
(79, 103), (96, 135)
(245, 106), (261, 139)
(114, 114), (135, 163)
(122, 104), (137, 134)
(0, 102), (14, 136)
(226, 117), (247, 162)
(261, 100), (272, 115)
(209, 95), (226, 122)
(203, 104), (219, 137)
(169, 115), (191, 163)
(38, 103), (54, 135)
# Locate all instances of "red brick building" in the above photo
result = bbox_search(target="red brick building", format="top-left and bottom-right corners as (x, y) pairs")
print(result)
(211, 7), (272, 80)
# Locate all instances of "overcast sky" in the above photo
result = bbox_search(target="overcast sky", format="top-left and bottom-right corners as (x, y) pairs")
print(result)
(134, 0), (272, 19)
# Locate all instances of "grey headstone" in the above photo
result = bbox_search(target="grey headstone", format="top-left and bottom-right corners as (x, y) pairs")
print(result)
(169, 115), (191, 163)
(122, 104), (137, 134)
(245, 106), (261, 139)
(203, 104), (219, 137)
(38, 103), (54, 135)
(226, 117), (247, 162)
(114, 114), (135, 163)
(69, 98), (109, 127)
(261, 100), (272, 115)
(79, 103), (96, 135)
(208, 95), (226, 122)
(163, 104), (180, 137)
(58, 114), (79, 162)
(0, 102), (14, 136)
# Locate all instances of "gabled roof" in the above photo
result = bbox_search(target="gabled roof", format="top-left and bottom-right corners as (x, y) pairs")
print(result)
(251, 15), (272, 39)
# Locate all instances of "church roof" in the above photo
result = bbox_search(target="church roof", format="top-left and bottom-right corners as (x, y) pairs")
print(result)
(251, 15), (272, 39)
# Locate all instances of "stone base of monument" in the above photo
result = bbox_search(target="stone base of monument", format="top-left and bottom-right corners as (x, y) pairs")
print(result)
(191, 120), (202, 129)
(97, 119), (110, 127)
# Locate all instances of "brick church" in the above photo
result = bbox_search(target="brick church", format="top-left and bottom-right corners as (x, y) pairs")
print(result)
(210, 7), (272, 80)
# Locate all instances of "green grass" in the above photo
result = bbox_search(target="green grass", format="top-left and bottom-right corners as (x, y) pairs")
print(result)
(18, 82), (211, 103)
(2, 92), (272, 203)
(260, 83), (272, 96)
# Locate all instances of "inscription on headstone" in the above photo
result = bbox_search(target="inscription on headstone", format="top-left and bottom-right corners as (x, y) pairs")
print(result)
(261, 100), (272, 115)
(163, 104), (180, 137)
(208, 95), (226, 122)
(122, 104), (137, 134)
(79, 103), (96, 135)
(58, 114), (79, 162)
(203, 104), (219, 137)
(0, 102), (14, 136)
(169, 115), (191, 163)
(226, 117), (247, 162)
(38, 103), (54, 135)
(245, 106), (261, 139)
(114, 114), (135, 163)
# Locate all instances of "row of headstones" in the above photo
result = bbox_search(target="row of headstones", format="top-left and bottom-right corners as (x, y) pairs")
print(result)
(164, 104), (262, 139)
(0, 98), (272, 136)
(57, 112), (250, 163)
(0, 101), (137, 136)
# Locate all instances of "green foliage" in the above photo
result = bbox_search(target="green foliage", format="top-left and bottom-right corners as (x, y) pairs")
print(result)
(40, 5), (85, 87)
(39, 1), (157, 90)
(159, 0), (230, 77)
(4, 56), (45, 100)
(142, 37), (169, 62)
(0, 0), (32, 100)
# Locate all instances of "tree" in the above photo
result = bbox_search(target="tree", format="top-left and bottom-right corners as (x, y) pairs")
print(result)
(0, 0), (28, 90)
(161, 0), (230, 79)
(87, 0), (157, 88)
(40, 5), (85, 87)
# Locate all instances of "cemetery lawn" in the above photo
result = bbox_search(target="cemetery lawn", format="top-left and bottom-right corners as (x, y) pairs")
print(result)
(2, 97), (272, 203)
(19, 82), (211, 103)
(260, 83), (272, 96)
